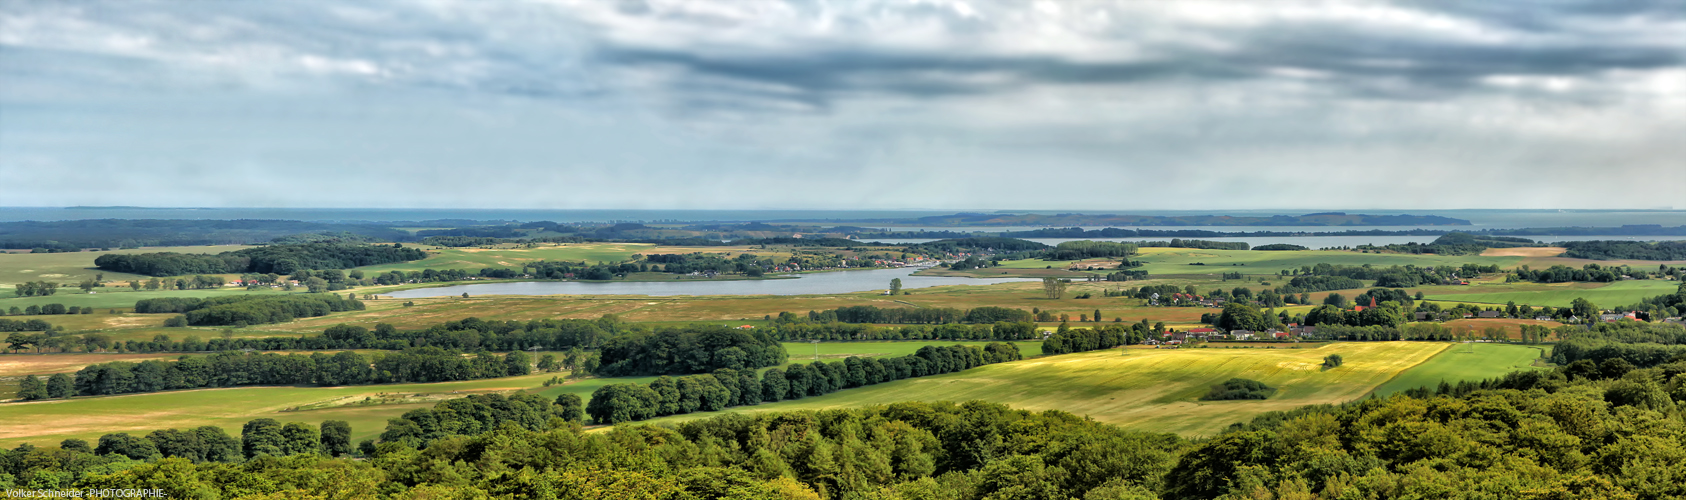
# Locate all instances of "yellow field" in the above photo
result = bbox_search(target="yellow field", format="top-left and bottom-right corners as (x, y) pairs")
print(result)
(636, 341), (1448, 436)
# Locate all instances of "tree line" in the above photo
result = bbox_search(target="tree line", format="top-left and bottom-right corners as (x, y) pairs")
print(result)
(587, 343), (1022, 425)
(14, 347), (532, 399)
(763, 317), (1042, 342)
(94, 243), (426, 276)
(808, 305), (1034, 325)
(136, 293), (364, 326)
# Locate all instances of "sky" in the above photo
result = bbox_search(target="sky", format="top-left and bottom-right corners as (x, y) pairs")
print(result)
(1, 0), (1683, 210)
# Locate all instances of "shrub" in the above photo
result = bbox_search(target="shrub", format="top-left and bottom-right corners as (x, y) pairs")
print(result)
(1202, 378), (1276, 400)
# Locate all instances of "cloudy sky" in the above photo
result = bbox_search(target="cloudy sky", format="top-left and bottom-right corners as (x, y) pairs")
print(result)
(2, 0), (1682, 210)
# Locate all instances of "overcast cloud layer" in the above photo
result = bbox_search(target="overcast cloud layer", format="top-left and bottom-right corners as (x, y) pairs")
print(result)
(2, 0), (1682, 210)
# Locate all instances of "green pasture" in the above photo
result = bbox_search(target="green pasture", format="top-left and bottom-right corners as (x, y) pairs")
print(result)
(1425, 280), (1678, 308)
(0, 245), (254, 285)
(633, 341), (1447, 436)
(1370, 343), (1548, 397)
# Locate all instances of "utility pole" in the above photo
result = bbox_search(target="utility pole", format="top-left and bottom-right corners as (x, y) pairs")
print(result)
(812, 339), (820, 361)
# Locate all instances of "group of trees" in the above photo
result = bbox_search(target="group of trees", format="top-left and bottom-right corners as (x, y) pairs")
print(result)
(810, 305), (1033, 325)
(379, 393), (580, 448)
(94, 243), (425, 276)
(1514, 263), (1640, 283)
(57, 348), (530, 397)
(763, 319), (1042, 342)
(594, 325), (788, 376)
(1044, 241), (1138, 260)
(11, 281), (59, 297)
(2, 303), (95, 316)
(1136, 239), (1249, 250)
(0, 318), (55, 333)
(588, 343), (1021, 425)
(1041, 323), (1139, 355)
(137, 294), (364, 326)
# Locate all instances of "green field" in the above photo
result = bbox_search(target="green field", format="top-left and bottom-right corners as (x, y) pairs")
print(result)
(1425, 279), (1679, 308)
(1370, 343), (1547, 397)
(635, 341), (1447, 436)
(0, 245), (254, 286)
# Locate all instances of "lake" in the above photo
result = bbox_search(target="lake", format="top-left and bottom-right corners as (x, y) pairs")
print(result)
(382, 266), (1036, 298)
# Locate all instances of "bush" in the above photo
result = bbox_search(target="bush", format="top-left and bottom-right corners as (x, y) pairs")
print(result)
(1323, 354), (1343, 369)
(163, 316), (187, 327)
(1202, 378), (1276, 400)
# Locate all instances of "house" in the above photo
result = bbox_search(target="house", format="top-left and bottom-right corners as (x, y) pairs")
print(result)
(1229, 329), (1254, 340)
(1273, 330), (1292, 339)
(1414, 312), (1431, 321)
(1478, 311), (1504, 318)
(1535, 316), (1552, 321)
(1600, 314), (1623, 322)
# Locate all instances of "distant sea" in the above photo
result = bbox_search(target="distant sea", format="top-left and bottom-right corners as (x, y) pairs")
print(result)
(2, 207), (1684, 231)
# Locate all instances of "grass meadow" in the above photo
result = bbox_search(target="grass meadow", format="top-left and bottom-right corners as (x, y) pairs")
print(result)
(1369, 343), (1548, 397)
(1423, 279), (1678, 308)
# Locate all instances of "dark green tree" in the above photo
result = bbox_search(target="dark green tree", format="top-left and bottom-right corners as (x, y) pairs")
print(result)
(320, 420), (352, 456)
(16, 374), (47, 400)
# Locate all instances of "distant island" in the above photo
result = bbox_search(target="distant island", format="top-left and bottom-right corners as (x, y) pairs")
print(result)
(817, 212), (1473, 227)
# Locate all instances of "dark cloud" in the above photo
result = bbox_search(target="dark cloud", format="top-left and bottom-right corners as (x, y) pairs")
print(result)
(0, 0), (1680, 209)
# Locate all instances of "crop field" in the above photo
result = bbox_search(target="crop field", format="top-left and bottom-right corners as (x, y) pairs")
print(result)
(0, 340), (1015, 447)
(1424, 279), (1678, 308)
(0, 245), (255, 285)
(1370, 343), (1547, 397)
(634, 341), (1448, 436)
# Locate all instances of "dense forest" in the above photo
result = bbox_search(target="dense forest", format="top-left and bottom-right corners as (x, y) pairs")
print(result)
(593, 325), (788, 376)
(1561, 240), (1686, 260)
(94, 243), (426, 276)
